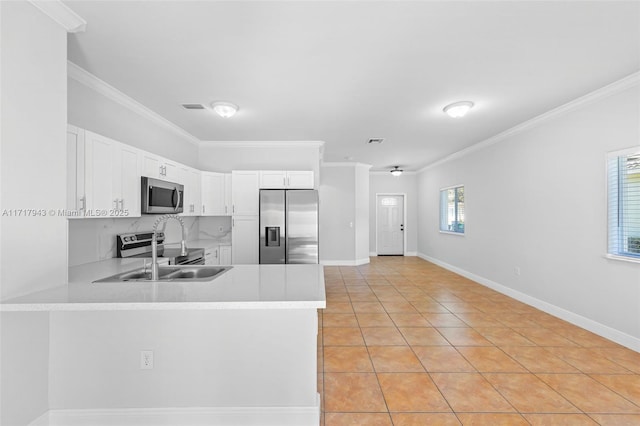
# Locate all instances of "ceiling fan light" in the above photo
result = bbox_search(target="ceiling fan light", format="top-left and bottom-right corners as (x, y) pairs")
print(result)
(443, 101), (474, 118)
(390, 166), (403, 177)
(211, 101), (239, 118)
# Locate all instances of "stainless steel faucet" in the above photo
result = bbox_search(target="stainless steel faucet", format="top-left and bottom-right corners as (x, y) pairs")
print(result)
(150, 214), (188, 280)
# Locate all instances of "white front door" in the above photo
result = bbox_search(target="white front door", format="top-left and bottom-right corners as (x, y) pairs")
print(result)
(377, 195), (404, 255)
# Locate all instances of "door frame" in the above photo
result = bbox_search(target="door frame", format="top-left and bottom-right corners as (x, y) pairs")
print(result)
(375, 193), (407, 256)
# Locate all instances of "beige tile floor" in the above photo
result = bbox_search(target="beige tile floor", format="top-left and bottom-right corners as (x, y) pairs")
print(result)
(318, 257), (640, 426)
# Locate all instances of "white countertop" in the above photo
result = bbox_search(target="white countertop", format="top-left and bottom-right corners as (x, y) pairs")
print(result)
(1, 261), (326, 312)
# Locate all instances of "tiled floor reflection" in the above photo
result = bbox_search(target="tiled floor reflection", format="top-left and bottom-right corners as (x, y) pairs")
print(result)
(318, 257), (640, 425)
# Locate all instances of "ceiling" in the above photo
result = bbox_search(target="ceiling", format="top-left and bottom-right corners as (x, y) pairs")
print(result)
(64, 1), (640, 171)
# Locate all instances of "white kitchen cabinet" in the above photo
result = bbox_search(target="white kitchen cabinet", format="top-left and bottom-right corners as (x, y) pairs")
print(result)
(224, 173), (232, 215)
(84, 130), (116, 214)
(180, 166), (201, 216)
(142, 152), (179, 182)
(80, 130), (141, 218)
(286, 171), (315, 189)
(231, 171), (260, 215)
(66, 125), (85, 213)
(259, 170), (314, 189)
(113, 142), (142, 217)
(204, 245), (220, 265)
(220, 244), (232, 265)
(232, 216), (258, 264)
(201, 172), (226, 216)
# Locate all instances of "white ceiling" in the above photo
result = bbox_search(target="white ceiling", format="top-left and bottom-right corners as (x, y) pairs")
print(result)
(64, 1), (640, 171)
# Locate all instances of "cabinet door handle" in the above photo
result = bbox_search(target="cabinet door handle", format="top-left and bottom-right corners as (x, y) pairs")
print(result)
(288, 176), (290, 186)
(232, 218), (235, 227)
(203, 205), (206, 214)
(232, 204), (235, 214)
(215, 248), (219, 258)
(283, 177), (286, 186)
(225, 205), (228, 214)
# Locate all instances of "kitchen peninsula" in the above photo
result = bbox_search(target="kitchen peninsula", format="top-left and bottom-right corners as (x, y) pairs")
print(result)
(1, 264), (325, 426)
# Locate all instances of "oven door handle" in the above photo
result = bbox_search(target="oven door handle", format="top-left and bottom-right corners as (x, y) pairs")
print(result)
(173, 186), (181, 212)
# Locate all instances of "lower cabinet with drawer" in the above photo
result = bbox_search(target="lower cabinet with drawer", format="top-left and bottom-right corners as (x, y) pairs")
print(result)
(204, 244), (232, 265)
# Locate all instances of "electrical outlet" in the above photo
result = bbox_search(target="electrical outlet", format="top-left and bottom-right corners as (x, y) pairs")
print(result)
(140, 350), (154, 369)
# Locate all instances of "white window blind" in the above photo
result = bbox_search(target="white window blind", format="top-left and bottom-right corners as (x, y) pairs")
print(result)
(607, 148), (640, 259)
(440, 185), (465, 234)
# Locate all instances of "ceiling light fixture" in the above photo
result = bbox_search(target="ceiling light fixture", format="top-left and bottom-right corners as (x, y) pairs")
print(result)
(443, 101), (474, 118)
(390, 166), (403, 177)
(211, 101), (239, 118)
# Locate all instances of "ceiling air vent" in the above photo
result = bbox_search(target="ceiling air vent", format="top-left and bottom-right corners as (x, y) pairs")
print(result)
(181, 104), (206, 110)
(367, 138), (384, 144)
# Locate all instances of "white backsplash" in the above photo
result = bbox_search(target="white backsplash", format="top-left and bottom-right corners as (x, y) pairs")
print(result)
(68, 216), (200, 266)
(198, 216), (232, 244)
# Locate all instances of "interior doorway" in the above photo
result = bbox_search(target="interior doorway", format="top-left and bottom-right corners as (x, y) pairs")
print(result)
(376, 194), (405, 255)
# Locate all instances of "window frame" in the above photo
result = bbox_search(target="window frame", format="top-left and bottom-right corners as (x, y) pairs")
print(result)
(439, 184), (465, 236)
(606, 147), (640, 264)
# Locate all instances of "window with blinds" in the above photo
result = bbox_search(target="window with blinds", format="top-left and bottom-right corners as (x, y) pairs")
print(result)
(440, 185), (465, 234)
(607, 148), (640, 260)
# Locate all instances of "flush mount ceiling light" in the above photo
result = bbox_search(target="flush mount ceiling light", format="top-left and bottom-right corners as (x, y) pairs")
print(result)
(211, 101), (239, 118)
(443, 101), (474, 118)
(390, 166), (403, 177)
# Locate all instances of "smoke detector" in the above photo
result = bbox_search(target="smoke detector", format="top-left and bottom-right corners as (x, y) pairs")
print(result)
(367, 138), (384, 144)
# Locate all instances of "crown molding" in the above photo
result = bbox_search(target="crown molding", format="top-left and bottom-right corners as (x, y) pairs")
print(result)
(200, 141), (325, 149)
(68, 61), (200, 146)
(418, 71), (640, 174)
(29, 1), (86, 33)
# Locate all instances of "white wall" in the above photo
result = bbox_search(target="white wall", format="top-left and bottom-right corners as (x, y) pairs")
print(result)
(0, 2), (68, 423)
(68, 78), (199, 168)
(319, 163), (370, 265)
(417, 82), (640, 350)
(369, 172), (418, 255)
(354, 164), (370, 264)
(319, 165), (355, 263)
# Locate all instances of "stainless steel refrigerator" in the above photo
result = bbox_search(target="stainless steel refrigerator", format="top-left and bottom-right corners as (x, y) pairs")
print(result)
(259, 189), (319, 264)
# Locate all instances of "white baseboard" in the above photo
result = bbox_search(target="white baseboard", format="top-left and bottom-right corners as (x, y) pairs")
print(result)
(30, 398), (321, 426)
(417, 253), (640, 352)
(321, 258), (370, 266)
(369, 252), (418, 257)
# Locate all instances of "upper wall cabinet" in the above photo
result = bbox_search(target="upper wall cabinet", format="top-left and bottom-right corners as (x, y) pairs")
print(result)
(259, 170), (314, 189)
(232, 171), (260, 216)
(83, 130), (141, 218)
(67, 125), (86, 213)
(114, 143), (142, 217)
(180, 166), (201, 216)
(201, 171), (228, 216)
(141, 152), (180, 182)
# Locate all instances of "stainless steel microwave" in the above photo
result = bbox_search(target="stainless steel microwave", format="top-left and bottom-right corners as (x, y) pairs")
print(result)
(141, 176), (184, 214)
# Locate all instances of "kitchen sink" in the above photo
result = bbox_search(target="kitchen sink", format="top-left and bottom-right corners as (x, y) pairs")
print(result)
(93, 265), (232, 283)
